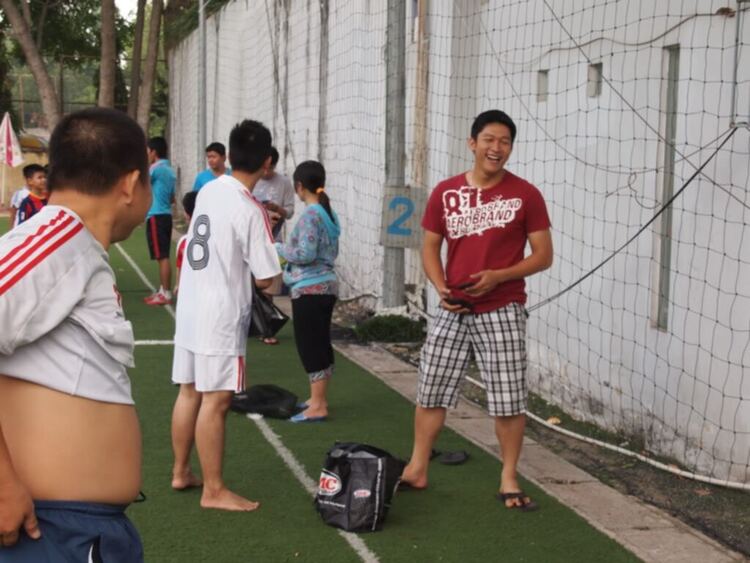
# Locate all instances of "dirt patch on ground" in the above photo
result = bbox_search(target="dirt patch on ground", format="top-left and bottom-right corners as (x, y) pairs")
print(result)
(522, 420), (750, 557)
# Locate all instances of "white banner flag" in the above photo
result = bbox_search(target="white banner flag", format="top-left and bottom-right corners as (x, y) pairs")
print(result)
(0, 112), (24, 168)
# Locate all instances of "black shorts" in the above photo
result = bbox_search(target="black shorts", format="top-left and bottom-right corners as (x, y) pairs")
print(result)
(146, 214), (172, 260)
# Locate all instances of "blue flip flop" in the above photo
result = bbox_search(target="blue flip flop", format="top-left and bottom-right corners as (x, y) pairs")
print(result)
(289, 412), (327, 423)
(296, 402), (309, 410)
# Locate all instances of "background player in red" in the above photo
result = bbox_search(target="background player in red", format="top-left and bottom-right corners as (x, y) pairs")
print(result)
(173, 190), (197, 298)
(401, 110), (553, 511)
(15, 164), (48, 225)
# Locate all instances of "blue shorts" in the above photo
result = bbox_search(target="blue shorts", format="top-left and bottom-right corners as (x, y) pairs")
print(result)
(0, 500), (143, 563)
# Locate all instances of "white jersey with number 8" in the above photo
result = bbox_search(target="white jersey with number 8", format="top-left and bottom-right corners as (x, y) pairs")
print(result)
(174, 175), (281, 355)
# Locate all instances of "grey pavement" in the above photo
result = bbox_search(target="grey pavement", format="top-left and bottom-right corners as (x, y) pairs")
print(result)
(275, 297), (747, 563)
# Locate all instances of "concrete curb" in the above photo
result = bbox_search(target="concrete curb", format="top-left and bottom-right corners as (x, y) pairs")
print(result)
(332, 341), (747, 563)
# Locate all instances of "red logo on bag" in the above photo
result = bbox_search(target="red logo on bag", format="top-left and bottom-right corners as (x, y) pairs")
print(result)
(353, 489), (371, 499)
(318, 470), (342, 496)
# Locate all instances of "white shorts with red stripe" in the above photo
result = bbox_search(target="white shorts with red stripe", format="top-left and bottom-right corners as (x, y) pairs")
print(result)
(171, 345), (246, 393)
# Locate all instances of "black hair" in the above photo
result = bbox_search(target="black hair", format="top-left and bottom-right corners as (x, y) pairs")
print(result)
(23, 163), (45, 179)
(47, 108), (148, 195)
(148, 136), (168, 159)
(182, 190), (197, 217)
(228, 120), (272, 174)
(470, 110), (517, 143)
(269, 146), (280, 167)
(205, 142), (226, 157)
(293, 160), (333, 220)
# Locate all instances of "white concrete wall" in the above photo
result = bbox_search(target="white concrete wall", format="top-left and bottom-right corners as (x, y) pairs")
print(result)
(169, 1), (387, 303)
(169, 0), (749, 482)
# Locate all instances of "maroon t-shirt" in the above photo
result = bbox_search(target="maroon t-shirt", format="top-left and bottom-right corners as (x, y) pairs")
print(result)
(421, 171), (551, 313)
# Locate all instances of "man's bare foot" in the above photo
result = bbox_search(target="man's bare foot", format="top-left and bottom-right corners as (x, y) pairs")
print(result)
(172, 471), (203, 491)
(200, 488), (260, 512)
(400, 465), (428, 490)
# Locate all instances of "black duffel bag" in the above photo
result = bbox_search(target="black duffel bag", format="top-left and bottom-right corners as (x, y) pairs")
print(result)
(230, 384), (300, 419)
(314, 442), (405, 533)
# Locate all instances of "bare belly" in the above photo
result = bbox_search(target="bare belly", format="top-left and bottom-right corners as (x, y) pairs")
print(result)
(0, 375), (142, 504)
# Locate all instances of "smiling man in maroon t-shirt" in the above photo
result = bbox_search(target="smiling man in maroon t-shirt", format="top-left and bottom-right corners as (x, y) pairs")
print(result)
(402, 110), (553, 511)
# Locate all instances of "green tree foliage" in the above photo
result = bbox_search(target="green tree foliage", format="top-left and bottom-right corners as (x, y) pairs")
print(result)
(0, 39), (19, 124)
(3, 1), (164, 136)
(3, 0), (136, 121)
(164, 0), (231, 50)
(7, 0), (134, 70)
(8, 0), (101, 65)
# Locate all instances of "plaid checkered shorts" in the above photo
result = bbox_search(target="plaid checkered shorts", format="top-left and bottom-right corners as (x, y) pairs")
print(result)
(417, 302), (528, 416)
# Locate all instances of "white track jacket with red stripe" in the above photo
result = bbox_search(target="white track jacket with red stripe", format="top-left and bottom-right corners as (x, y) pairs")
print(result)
(0, 206), (136, 404)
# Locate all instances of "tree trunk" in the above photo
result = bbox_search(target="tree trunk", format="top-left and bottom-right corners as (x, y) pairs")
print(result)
(98, 0), (116, 108)
(137, 0), (163, 132)
(19, 0), (31, 27)
(0, 0), (61, 128)
(127, 0), (147, 118)
(35, 0), (51, 52)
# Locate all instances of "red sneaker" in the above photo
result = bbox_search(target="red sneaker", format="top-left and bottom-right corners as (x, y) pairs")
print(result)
(144, 292), (172, 306)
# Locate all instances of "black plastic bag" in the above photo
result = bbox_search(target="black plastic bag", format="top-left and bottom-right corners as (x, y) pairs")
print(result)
(230, 384), (301, 419)
(248, 286), (289, 338)
(315, 442), (405, 533)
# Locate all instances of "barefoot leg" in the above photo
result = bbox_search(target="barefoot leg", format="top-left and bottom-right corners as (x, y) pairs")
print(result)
(171, 383), (203, 490)
(402, 406), (446, 488)
(195, 390), (259, 511)
(495, 413), (527, 507)
(302, 377), (329, 418)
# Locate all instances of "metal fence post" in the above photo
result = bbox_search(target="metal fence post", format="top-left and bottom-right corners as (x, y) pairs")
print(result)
(198, 0), (207, 168)
(382, 0), (407, 308)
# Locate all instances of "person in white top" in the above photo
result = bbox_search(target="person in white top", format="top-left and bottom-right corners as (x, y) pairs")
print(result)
(0, 108), (152, 561)
(171, 119), (281, 512)
(252, 146), (296, 343)
(253, 146), (295, 239)
(8, 184), (29, 227)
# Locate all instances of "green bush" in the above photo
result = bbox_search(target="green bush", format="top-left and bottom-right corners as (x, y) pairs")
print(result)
(355, 315), (425, 343)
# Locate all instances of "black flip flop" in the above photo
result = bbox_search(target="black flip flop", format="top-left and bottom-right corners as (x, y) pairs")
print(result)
(437, 450), (469, 465)
(496, 491), (539, 512)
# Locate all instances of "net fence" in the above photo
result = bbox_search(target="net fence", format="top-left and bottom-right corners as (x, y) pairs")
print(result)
(8, 55), (168, 131)
(167, 0), (749, 485)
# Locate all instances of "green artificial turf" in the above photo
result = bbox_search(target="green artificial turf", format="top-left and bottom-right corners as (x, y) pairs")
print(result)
(1, 221), (640, 562)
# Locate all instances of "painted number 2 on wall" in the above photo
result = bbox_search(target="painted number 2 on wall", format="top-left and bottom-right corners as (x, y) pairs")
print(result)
(387, 196), (414, 236)
(380, 187), (426, 248)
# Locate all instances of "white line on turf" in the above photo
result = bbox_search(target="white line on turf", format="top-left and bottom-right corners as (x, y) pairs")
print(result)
(252, 417), (379, 563)
(134, 340), (175, 346)
(118, 241), (378, 563)
(114, 243), (176, 318)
